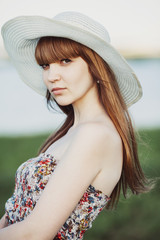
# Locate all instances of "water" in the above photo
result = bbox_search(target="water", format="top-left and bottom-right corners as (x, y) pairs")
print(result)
(127, 58), (160, 128)
(0, 58), (160, 136)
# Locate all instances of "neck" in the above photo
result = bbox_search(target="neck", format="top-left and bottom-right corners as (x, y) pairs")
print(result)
(71, 87), (106, 129)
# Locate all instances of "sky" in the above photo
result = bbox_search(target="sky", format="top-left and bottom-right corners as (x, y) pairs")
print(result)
(0, 0), (160, 58)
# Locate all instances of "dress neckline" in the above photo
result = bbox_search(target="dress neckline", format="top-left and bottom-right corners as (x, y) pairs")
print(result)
(38, 152), (111, 200)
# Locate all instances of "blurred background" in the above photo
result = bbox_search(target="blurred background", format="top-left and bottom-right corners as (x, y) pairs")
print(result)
(0, 0), (160, 239)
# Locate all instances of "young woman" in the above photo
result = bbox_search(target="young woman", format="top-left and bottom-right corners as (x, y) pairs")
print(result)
(0, 11), (150, 240)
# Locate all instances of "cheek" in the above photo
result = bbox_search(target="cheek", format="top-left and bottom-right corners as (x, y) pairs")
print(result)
(69, 75), (94, 100)
(69, 65), (92, 87)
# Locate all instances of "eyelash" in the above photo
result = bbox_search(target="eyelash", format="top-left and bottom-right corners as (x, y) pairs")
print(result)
(40, 59), (71, 70)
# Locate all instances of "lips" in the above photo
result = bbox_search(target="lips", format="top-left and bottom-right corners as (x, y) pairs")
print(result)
(51, 87), (66, 92)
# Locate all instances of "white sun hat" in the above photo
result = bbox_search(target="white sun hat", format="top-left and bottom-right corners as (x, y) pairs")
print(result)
(1, 11), (142, 107)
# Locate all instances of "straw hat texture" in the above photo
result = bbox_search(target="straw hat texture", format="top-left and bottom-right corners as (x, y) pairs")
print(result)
(1, 11), (142, 107)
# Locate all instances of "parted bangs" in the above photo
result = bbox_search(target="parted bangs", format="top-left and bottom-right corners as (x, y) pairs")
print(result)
(35, 36), (84, 65)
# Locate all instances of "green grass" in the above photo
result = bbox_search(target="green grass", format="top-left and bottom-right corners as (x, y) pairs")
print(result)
(0, 128), (160, 240)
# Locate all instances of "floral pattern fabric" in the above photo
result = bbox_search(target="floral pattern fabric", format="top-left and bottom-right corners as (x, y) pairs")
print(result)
(5, 153), (111, 239)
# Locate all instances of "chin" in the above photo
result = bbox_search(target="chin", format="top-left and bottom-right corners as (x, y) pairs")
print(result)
(56, 100), (73, 107)
(53, 96), (75, 107)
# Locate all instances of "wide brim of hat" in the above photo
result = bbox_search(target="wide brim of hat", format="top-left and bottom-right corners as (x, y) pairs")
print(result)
(1, 15), (142, 107)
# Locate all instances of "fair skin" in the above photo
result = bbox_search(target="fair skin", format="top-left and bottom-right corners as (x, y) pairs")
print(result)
(0, 56), (123, 240)
(0, 215), (7, 229)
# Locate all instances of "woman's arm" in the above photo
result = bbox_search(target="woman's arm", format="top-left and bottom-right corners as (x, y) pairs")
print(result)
(0, 214), (8, 229)
(0, 123), (122, 240)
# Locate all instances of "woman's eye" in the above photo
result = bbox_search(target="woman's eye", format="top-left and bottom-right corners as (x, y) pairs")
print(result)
(61, 59), (71, 64)
(40, 64), (49, 70)
(39, 59), (71, 69)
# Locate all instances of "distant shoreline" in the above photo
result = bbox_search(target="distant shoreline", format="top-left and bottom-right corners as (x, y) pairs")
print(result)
(0, 58), (160, 135)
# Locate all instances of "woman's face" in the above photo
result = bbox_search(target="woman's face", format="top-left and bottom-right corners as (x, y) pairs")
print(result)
(42, 56), (96, 106)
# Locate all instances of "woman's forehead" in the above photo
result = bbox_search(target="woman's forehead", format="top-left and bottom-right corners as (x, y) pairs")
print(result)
(35, 37), (81, 64)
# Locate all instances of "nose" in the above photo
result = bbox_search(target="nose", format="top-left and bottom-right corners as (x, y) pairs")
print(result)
(47, 63), (61, 82)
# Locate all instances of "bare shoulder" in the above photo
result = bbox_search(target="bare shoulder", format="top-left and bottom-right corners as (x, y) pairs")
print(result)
(71, 121), (122, 153)
(65, 121), (123, 169)
(72, 121), (123, 196)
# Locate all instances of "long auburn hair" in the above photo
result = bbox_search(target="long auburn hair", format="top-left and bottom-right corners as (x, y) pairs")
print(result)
(35, 36), (150, 209)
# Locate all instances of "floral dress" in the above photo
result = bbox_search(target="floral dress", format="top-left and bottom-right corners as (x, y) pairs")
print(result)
(5, 152), (111, 239)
